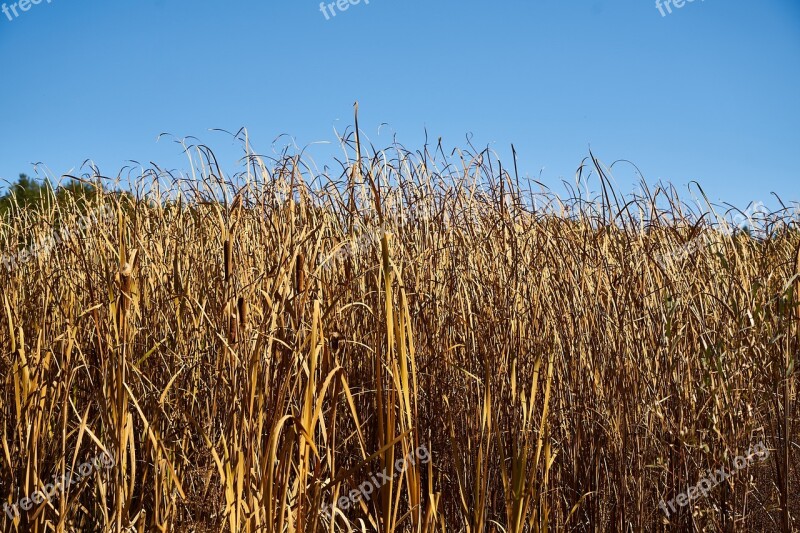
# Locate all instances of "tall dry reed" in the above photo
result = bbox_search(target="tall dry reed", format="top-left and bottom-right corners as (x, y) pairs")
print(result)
(0, 125), (798, 532)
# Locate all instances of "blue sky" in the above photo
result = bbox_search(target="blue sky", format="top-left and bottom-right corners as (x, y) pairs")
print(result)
(0, 0), (798, 209)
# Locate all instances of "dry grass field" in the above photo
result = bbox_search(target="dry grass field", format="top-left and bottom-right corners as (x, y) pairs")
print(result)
(1, 131), (798, 532)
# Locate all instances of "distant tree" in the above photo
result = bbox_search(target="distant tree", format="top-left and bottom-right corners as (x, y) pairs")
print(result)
(1, 174), (137, 224)
(56, 178), (97, 203)
(0, 174), (55, 216)
(0, 175), (111, 218)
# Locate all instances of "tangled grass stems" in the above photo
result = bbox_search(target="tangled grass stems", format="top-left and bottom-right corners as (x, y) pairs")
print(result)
(0, 125), (798, 532)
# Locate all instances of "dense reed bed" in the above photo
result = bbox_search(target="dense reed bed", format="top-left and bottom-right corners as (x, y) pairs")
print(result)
(1, 128), (798, 532)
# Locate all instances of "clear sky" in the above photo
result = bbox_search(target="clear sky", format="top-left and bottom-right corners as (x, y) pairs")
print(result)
(0, 0), (798, 209)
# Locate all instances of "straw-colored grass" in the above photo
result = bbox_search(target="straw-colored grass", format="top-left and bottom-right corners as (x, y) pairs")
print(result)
(1, 124), (798, 532)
